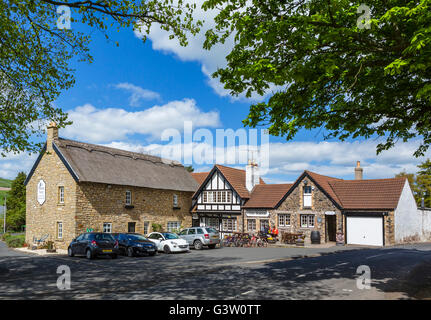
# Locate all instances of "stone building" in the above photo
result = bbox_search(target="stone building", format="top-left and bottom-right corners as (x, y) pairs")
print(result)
(193, 161), (424, 246)
(25, 123), (198, 249)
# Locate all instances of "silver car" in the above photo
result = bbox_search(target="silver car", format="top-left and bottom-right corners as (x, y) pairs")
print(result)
(178, 227), (220, 250)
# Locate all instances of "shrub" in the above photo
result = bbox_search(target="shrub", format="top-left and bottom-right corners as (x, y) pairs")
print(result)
(1, 233), (11, 241)
(151, 223), (163, 232)
(5, 234), (25, 248)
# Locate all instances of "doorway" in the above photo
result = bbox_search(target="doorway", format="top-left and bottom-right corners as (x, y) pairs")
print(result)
(128, 222), (136, 233)
(326, 215), (336, 242)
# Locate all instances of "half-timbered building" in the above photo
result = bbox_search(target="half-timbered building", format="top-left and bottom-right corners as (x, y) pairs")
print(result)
(190, 163), (264, 236)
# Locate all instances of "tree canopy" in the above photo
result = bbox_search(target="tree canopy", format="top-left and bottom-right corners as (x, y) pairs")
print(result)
(0, 0), (201, 155)
(5, 172), (26, 231)
(203, 0), (431, 156)
(397, 159), (431, 207)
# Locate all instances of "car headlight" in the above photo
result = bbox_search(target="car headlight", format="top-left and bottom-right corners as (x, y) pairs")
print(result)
(170, 241), (177, 245)
(136, 243), (143, 247)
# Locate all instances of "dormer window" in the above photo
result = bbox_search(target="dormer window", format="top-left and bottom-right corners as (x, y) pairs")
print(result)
(303, 186), (312, 208)
(125, 190), (132, 205)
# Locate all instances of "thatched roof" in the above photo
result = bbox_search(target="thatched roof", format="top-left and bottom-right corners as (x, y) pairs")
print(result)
(43, 138), (199, 192)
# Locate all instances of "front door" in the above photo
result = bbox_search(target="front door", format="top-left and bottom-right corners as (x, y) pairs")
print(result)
(326, 215), (336, 242)
(128, 222), (136, 233)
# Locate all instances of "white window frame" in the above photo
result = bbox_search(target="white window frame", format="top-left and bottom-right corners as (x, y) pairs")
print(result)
(222, 218), (237, 232)
(173, 194), (178, 207)
(57, 222), (63, 239)
(167, 221), (181, 232)
(303, 186), (312, 208)
(300, 214), (315, 228)
(103, 222), (112, 233)
(202, 190), (232, 204)
(58, 186), (64, 204)
(125, 190), (132, 205)
(278, 214), (291, 227)
(143, 221), (149, 235)
(247, 219), (256, 231)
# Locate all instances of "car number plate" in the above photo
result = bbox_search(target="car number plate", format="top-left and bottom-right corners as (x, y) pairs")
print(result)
(103, 249), (112, 253)
(212, 236), (218, 239)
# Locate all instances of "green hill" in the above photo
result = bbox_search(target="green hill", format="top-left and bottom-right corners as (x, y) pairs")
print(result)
(0, 177), (12, 206)
(0, 177), (12, 188)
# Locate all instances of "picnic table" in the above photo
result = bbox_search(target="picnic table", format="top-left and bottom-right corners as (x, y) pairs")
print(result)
(281, 232), (304, 244)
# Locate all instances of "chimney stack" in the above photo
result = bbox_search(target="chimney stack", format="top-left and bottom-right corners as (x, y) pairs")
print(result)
(355, 161), (363, 180)
(47, 121), (58, 151)
(246, 160), (260, 192)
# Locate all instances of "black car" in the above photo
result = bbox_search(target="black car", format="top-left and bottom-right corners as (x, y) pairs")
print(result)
(68, 232), (119, 259)
(112, 233), (157, 257)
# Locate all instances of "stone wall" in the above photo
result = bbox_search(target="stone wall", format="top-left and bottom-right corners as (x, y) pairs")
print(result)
(25, 147), (78, 250)
(270, 178), (342, 244)
(26, 139), (194, 250)
(75, 182), (193, 241)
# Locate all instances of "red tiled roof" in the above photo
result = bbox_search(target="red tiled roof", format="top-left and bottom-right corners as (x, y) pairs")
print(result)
(190, 172), (209, 185)
(243, 184), (293, 208)
(305, 171), (344, 207)
(328, 177), (407, 210)
(215, 164), (265, 199)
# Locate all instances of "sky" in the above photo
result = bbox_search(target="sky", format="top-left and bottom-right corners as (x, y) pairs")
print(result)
(0, 2), (429, 183)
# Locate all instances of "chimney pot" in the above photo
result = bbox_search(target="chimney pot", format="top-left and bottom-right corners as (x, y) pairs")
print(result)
(354, 161), (363, 180)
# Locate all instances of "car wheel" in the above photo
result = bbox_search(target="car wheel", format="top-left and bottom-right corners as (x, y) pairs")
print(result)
(208, 244), (216, 249)
(86, 249), (93, 260)
(127, 247), (134, 257)
(194, 240), (203, 250)
(111, 254), (117, 259)
(68, 247), (74, 257)
(164, 245), (171, 254)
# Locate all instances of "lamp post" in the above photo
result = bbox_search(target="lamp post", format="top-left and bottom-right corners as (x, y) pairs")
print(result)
(3, 195), (6, 234)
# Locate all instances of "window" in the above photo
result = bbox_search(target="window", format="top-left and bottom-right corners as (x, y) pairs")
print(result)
(247, 219), (256, 231)
(103, 222), (112, 233)
(300, 214), (315, 228)
(202, 191), (233, 203)
(125, 190), (132, 205)
(128, 222), (136, 233)
(167, 221), (181, 232)
(279, 214), (291, 227)
(260, 219), (269, 231)
(196, 228), (204, 234)
(188, 228), (196, 235)
(58, 186), (64, 204)
(57, 222), (63, 239)
(178, 229), (188, 236)
(143, 222), (149, 235)
(207, 218), (219, 229)
(222, 219), (237, 231)
(173, 194), (178, 207)
(303, 186), (312, 208)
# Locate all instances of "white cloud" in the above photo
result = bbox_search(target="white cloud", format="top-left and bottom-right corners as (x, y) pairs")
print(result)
(114, 82), (160, 107)
(0, 152), (37, 180)
(103, 139), (431, 181)
(62, 99), (221, 143)
(134, 0), (277, 101)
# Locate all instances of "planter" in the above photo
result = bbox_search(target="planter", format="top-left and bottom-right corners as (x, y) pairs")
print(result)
(295, 235), (305, 247)
(336, 232), (345, 246)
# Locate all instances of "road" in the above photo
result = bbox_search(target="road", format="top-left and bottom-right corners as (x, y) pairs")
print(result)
(0, 241), (431, 299)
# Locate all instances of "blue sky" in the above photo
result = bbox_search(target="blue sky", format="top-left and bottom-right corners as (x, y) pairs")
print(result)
(0, 4), (429, 182)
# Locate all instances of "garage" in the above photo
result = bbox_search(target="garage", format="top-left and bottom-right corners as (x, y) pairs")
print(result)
(346, 215), (384, 246)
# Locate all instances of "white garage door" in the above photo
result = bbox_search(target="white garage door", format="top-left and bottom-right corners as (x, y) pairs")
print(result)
(346, 216), (383, 246)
